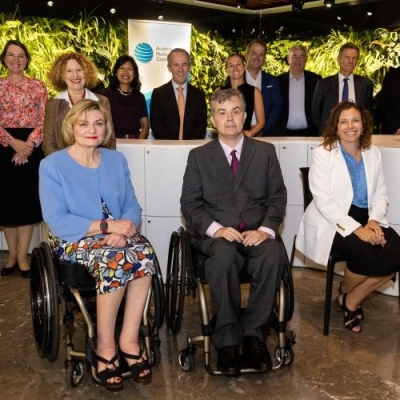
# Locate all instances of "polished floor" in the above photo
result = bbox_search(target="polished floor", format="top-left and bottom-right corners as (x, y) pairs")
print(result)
(1, 252), (400, 400)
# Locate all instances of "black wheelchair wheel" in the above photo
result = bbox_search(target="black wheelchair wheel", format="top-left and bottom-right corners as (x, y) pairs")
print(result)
(150, 340), (162, 367)
(165, 228), (187, 335)
(151, 252), (165, 329)
(178, 349), (196, 372)
(282, 261), (295, 322)
(30, 242), (60, 361)
(65, 360), (85, 388)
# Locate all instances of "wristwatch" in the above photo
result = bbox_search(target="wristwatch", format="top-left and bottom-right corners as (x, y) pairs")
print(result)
(100, 220), (108, 234)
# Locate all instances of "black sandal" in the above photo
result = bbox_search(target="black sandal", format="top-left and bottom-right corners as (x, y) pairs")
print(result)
(120, 350), (152, 384)
(97, 353), (124, 391)
(333, 293), (362, 333)
(338, 281), (364, 321)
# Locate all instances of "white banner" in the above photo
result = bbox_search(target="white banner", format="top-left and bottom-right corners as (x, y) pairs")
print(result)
(128, 19), (192, 112)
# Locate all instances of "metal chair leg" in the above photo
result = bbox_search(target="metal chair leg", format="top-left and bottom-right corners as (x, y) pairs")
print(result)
(324, 255), (336, 336)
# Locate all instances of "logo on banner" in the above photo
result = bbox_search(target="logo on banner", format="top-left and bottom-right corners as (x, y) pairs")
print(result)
(134, 43), (154, 63)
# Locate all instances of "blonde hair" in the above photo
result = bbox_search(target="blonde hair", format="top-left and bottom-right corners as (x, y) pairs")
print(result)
(62, 99), (113, 146)
(47, 52), (99, 91)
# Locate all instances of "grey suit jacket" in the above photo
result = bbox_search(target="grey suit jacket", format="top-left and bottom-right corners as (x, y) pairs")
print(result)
(180, 136), (287, 240)
(312, 73), (373, 133)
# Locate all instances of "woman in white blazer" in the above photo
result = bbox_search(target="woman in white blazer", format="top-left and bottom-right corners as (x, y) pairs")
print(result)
(296, 101), (400, 333)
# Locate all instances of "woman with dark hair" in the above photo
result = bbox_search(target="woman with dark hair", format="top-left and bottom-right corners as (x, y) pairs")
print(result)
(103, 55), (149, 139)
(296, 101), (400, 333)
(0, 39), (48, 277)
(220, 53), (265, 137)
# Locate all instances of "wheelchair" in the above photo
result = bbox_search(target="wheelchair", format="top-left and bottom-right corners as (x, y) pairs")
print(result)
(30, 239), (165, 388)
(165, 226), (296, 376)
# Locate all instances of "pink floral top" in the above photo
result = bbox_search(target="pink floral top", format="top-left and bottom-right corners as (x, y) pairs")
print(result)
(0, 76), (48, 147)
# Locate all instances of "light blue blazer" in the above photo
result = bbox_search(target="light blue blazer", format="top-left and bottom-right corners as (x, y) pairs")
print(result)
(39, 148), (141, 242)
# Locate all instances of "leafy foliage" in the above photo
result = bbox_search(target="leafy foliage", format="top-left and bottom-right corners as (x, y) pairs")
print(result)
(0, 11), (126, 96)
(0, 11), (399, 100)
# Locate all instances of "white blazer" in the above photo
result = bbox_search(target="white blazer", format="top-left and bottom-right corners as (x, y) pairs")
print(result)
(296, 143), (389, 266)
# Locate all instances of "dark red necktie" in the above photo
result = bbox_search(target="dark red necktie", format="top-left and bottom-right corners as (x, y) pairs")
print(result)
(230, 150), (239, 177)
(230, 150), (246, 231)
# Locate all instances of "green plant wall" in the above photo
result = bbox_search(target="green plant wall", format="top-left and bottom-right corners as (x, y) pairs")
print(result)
(0, 11), (126, 96)
(1, 11), (399, 99)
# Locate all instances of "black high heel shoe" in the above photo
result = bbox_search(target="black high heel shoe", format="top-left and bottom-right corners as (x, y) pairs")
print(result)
(19, 268), (31, 278)
(333, 293), (362, 333)
(338, 281), (364, 321)
(1, 263), (18, 276)
(120, 350), (152, 384)
(96, 353), (124, 391)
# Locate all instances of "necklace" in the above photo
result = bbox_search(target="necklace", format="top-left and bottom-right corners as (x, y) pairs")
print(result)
(117, 88), (132, 96)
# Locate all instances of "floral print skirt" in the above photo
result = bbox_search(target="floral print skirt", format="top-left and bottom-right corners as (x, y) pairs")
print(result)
(49, 232), (155, 295)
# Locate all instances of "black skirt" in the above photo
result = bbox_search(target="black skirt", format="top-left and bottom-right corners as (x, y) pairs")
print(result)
(331, 205), (400, 277)
(0, 128), (44, 226)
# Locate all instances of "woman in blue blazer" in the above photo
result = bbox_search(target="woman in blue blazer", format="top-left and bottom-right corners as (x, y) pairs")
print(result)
(39, 100), (154, 390)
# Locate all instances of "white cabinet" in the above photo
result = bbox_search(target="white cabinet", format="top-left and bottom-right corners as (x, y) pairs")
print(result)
(278, 142), (308, 266)
(278, 142), (308, 206)
(144, 145), (194, 217)
(117, 144), (146, 214)
(380, 147), (400, 224)
(280, 205), (305, 266)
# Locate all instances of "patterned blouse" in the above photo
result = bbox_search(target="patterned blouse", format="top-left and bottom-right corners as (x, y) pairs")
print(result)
(0, 76), (48, 147)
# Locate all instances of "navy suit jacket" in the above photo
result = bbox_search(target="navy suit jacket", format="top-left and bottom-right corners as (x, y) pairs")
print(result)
(312, 73), (373, 133)
(260, 71), (282, 136)
(375, 67), (400, 134)
(150, 80), (207, 140)
(277, 70), (321, 136)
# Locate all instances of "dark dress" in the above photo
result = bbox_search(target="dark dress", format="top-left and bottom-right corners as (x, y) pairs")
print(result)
(220, 81), (255, 131)
(102, 88), (148, 138)
(0, 128), (44, 226)
(332, 205), (400, 277)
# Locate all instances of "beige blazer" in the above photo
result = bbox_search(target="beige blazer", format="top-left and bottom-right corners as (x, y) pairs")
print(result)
(296, 143), (389, 265)
(42, 89), (116, 156)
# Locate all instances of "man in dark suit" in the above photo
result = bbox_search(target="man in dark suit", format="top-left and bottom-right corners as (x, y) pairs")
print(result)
(312, 42), (373, 133)
(245, 39), (282, 136)
(375, 66), (400, 134)
(278, 45), (321, 136)
(150, 48), (207, 140)
(181, 88), (287, 376)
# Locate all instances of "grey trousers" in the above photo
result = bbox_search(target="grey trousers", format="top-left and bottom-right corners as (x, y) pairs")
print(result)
(192, 237), (286, 349)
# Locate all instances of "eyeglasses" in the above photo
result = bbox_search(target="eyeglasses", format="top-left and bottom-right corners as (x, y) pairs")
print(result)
(6, 52), (27, 61)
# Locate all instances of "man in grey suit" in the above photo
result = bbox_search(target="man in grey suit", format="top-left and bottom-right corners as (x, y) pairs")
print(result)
(312, 42), (373, 133)
(181, 89), (287, 376)
(150, 48), (207, 140)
